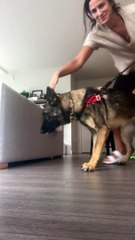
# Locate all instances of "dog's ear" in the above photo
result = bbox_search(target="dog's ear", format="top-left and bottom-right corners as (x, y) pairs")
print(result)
(46, 86), (59, 106)
(46, 86), (55, 97)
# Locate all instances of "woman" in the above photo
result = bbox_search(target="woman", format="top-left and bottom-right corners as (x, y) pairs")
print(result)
(49, 0), (135, 163)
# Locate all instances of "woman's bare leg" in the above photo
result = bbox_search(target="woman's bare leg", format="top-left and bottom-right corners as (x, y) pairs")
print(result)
(113, 128), (126, 154)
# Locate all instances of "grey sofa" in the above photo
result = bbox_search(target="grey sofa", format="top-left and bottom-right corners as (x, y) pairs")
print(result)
(0, 83), (63, 169)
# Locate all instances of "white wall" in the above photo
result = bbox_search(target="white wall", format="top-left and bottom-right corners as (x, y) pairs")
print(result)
(75, 77), (112, 89)
(9, 67), (71, 93)
(0, 72), (14, 88)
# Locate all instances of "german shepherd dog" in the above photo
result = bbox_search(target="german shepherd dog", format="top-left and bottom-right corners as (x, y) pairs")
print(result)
(41, 86), (135, 172)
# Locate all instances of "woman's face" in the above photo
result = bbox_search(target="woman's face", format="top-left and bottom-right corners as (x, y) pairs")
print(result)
(89, 0), (113, 25)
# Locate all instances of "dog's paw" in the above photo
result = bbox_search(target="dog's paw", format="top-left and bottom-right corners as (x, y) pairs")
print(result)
(81, 162), (95, 172)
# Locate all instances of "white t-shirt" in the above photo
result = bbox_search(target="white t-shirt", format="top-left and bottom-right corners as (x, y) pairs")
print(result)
(83, 4), (135, 74)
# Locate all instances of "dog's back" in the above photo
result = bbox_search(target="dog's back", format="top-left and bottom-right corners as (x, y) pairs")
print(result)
(80, 88), (135, 130)
(41, 86), (135, 171)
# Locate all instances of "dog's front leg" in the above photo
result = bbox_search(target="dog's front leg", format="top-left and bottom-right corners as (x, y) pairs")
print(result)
(82, 127), (109, 172)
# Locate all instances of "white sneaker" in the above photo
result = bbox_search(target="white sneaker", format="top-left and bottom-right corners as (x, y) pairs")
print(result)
(103, 150), (124, 164)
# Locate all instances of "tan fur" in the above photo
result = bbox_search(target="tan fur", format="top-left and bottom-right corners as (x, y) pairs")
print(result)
(43, 87), (135, 172)
(61, 89), (135, 171)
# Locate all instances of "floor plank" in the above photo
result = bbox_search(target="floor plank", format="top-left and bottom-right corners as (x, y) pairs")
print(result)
(0, 154), (135, 240)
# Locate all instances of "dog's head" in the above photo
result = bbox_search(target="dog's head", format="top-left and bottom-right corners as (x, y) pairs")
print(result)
(40, 87), (69, 133)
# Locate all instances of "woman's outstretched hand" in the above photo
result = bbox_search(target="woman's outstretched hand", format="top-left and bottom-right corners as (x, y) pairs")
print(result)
(49, 71), (60, 89)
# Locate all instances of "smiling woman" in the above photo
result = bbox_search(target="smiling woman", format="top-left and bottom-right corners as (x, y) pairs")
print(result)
(89, 0), (118, 26)
(83, 0), (120, 29)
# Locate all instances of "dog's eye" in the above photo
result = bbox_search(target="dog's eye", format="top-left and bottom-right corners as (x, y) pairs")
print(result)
(49, 97), (60, 106)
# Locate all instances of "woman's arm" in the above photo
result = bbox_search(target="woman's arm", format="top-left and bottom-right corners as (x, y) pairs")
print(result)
(49, 46), (94, 89)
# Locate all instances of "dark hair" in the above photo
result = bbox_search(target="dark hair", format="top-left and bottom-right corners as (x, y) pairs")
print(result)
(83, 0), (121, 31)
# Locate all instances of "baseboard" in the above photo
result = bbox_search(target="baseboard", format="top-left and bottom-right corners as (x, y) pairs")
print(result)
(0, 163), (8, 169)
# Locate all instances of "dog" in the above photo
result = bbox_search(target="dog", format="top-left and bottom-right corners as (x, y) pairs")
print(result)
(41, 86), (135, 172)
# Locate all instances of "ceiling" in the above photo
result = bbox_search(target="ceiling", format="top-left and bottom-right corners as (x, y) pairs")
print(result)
(0, 0), (132, 80)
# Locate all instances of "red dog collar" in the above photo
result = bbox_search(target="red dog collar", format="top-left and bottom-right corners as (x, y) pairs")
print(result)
(83, 93), (103, 109)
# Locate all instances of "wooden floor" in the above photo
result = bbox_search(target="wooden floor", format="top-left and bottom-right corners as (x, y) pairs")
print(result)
(0, 154), (135, 240)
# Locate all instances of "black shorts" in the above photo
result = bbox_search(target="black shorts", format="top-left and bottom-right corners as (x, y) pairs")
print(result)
(113, 71), (135, 93)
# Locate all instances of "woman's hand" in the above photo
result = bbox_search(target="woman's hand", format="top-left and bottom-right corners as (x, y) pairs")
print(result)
(49, 46), (93, 89)
(49, 71), (60, 89)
